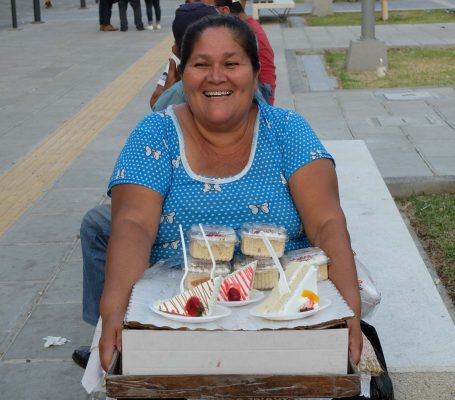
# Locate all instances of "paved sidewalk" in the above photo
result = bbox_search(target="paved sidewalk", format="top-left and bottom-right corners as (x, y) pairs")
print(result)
(1, 0), (455, 398)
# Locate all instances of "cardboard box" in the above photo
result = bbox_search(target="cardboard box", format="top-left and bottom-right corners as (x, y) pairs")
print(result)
(122, 328), (349, 375)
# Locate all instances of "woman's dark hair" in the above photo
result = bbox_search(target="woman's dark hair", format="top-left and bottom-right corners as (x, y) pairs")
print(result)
(178, 15), (260, 75)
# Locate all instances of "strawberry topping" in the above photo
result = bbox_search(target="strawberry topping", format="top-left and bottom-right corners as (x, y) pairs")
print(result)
(227, 286), (241, 301)
(185, 296), (205, 316)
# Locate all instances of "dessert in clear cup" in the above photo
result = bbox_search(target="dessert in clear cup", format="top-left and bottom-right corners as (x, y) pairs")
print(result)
(280, 247), (329, 281)
(240, 222), (288, 258)
(218, 261), (257, 302)
(234, 254), (278, 290)
(256, 264), (319, 315)
(158, 276), (222, 317)
(183, 256), (231, 289)
(188, 224), (237, 261)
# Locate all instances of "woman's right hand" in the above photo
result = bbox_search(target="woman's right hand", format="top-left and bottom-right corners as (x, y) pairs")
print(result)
(99, 312), (123, 371)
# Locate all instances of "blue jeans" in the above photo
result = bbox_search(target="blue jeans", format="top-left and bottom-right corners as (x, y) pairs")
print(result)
(81, 204), (157, 325)
(118, 0), (144, 30)
(99, 0), (114, 26)
(81, 205), (112, 326)
(144, 0), (161, 24)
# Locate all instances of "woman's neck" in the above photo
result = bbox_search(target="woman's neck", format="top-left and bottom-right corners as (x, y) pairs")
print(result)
(175, 103), (258, 177)
(189, 105), (255, 155)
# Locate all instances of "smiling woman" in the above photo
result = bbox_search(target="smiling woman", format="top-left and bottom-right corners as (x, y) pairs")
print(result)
(79, 15), (362, 372)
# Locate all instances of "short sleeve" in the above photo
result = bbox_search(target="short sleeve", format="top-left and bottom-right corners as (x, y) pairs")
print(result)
(278, 110), (334, 179)
(108, 113), (172, 196)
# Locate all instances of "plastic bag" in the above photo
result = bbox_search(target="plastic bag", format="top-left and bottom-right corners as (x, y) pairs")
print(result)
(334, 321), (394, 400)
(355, 256), (381, 319)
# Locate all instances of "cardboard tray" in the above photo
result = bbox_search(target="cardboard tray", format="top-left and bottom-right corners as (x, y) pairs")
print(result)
(105, 265), (360, 398)
(106, 349), (361, 399)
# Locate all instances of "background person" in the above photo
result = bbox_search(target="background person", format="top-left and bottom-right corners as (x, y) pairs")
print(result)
(149, 2), (218, 108)
(144, 0), (161, 30)
(215, 0), (276, 104)
(118, 0), (144, 31)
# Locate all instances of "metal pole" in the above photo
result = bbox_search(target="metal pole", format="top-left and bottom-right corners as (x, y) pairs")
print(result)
(80, 0), (87, 9)
(11, 0), (18, 28)
(33, 0), (42, 22)
(361, 0), (376, 40)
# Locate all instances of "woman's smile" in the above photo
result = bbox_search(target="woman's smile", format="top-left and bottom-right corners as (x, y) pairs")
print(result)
(203, 90), (233, 97)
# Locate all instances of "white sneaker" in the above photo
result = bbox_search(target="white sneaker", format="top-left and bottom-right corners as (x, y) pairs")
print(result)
(155, 23), (161, 30)
(146, 24), (154, 30)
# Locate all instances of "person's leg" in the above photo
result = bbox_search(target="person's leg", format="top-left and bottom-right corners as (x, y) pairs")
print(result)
(101, 0), (118, 30)
(144, 0), (153, 27)
(130, 0), (144, 30)
(152, 0), (161, 28)
(81, 204), (112, 326)
(118, 0), (128, 31)
(99, 0), (107, 27)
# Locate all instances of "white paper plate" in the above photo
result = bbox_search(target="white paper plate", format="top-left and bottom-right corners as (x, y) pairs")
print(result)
(151, 302), (231, 324)
(217, 289), (265, 307)
(249, 299), (331, 321)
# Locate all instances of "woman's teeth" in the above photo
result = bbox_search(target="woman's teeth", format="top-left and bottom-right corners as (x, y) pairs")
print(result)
(204, 90), (232, 97)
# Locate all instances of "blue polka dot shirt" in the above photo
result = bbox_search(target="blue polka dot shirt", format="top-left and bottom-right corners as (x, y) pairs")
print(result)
(108, 102), (334, 264)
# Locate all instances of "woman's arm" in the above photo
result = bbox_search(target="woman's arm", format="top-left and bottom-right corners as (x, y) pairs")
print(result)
(288, 158), (362, 363)
(99, 184), (163, 371)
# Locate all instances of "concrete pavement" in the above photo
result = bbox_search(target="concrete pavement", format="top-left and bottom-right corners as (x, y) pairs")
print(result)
(1, 0), (455, 398)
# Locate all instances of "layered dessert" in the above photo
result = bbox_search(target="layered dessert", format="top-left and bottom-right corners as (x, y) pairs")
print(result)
(218, 261), (257, 302)
(256, 265), (319, 315)
(189, 224), (237, 261)
(183, 257), (231, 289)
(281, 247), (329, 281)
(158, 276), (222, 317)
(234, 255), (278, 290)
(240, 223), (287, 258)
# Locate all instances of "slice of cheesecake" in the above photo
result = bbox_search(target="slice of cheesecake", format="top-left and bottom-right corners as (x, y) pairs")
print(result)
(158, 276), (222, 317)
(257, 264), (319, 315)
(218, 261), (257, 302)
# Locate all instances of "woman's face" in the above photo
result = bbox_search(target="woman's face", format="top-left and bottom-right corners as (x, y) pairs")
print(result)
(182, 27), (257, 128)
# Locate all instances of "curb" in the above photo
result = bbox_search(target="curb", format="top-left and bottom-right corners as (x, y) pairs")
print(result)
(385, 176), (455, 197)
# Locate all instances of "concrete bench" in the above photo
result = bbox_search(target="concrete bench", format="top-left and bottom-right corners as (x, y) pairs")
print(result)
(325, 140), (455, 397)
(252, 0), (295, 21)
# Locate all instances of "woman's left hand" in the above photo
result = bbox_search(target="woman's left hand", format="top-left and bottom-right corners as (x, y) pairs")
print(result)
(347, 318), (363, 364)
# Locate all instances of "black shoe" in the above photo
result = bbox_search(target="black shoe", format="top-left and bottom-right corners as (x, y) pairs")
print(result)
(72, 346), (91, 369)
(120, 27), (128, 32)
(136, 26), (144, 31)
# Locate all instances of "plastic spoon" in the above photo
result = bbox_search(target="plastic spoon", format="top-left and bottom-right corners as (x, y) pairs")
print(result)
(179, 224), (188, 293)
(260, 232), (290, 294)
(199, 223), (217, 279)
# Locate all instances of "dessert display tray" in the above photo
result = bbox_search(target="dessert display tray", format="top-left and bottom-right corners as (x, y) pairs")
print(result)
(124, 263), (354, 330)
(105, 263), (360, 399)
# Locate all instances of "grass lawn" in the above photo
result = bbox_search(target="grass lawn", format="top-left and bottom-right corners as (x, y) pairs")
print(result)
(325, 47), (455, 89)
(302, 10), (455, 26)
(398, 195), (455, 302)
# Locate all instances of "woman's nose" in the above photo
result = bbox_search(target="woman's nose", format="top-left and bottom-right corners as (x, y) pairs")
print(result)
(208, 64), (226, 83)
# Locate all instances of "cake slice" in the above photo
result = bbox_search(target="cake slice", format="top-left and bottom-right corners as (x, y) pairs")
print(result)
(218, 261), (257, 302)
(257, 265), (319, 315)
(158, 276), (222, 317)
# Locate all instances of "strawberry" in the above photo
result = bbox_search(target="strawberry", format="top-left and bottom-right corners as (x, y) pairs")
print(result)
(185, 296), (205, 317)
(227, 286), (241, 301)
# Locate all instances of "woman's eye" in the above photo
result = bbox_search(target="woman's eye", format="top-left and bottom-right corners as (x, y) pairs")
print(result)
(225, 62), (238, 68)
(194, 63), (209, 68)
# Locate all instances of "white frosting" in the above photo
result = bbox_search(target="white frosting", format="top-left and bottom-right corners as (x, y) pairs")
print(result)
(257, 264), (319, 315)
(282, 265), (318, 314)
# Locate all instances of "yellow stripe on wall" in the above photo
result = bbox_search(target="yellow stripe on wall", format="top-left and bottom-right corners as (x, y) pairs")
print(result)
(0, 34), (174, 237)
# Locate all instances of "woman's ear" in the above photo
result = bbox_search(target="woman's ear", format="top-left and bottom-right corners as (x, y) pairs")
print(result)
(172, 43), (179, 57)
(217, 5), (230, 14)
